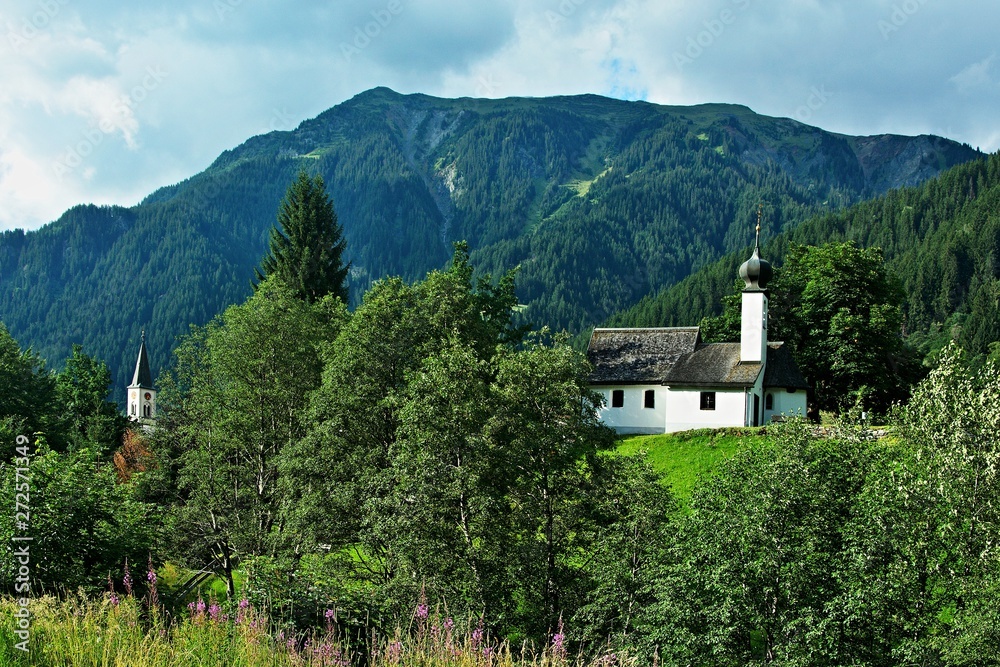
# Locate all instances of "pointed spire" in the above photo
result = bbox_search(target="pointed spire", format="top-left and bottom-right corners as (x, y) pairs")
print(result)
(739, 206), (772, 291)
(755, 202), (762, 250)
(130, 331), (153, 389)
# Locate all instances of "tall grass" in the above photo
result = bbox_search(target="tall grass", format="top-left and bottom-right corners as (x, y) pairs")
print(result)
(1, 594), (627, 667)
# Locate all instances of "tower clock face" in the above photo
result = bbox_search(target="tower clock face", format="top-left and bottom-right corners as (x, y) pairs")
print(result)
(144, 392), (152, 401)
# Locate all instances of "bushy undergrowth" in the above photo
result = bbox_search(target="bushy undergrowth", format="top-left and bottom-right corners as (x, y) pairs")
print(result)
(0, 593), (627, 667)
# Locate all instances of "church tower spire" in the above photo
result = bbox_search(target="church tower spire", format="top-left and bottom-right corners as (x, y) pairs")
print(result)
(127, 331), (157, 426)
(739, 207), (772, 364)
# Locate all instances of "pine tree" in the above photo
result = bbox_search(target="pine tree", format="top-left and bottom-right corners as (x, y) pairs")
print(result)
(255, 171), (350, 303)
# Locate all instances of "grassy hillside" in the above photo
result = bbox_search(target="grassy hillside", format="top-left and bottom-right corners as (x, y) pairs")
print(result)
(615, 427), (764, 500)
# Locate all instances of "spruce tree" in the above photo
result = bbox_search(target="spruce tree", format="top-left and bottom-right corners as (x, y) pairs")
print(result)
(255, 171), (350, 303)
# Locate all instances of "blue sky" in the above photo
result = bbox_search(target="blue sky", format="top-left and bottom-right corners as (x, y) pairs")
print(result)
(1, 0), (998, 231)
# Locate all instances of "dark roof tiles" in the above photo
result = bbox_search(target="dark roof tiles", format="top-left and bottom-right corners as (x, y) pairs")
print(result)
(587, 327), (700, 384)
(663, 343), (762, 387)
(587, 327), (810, 391)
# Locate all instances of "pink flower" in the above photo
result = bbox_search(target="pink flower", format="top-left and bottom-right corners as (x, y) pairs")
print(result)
(416, 603), (428, 619)
(122, 560), (133, 596)
(551, 617), (567, 661)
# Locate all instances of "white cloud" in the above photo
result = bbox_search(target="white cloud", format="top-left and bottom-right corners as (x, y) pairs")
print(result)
(0, 0), (998, 232)
(951, 55), (997, 94)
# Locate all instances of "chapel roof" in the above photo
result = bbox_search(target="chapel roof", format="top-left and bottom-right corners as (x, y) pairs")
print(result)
(588, 331), (810, 391)
(586, 327), (701, 384)
(662, 342), (762, 387)
(762, 342), (811, 390)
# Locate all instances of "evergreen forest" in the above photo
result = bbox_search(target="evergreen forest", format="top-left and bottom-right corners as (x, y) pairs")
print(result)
(611, 150), (1000, 369)
(0, 88), (981, 403)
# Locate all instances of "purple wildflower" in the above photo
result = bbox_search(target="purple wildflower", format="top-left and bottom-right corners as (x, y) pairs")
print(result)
(551, 617), (567, 662)
(122, 560), (133, 596)
(107, 573), (119, 606)
(208, 603), (221, 622)
(237, 598), (251, 624)
(146, 556), (159, 608)
(196, 598), (206, 614)
(416, 603), (428, 619)
(387, 640), (402, 663)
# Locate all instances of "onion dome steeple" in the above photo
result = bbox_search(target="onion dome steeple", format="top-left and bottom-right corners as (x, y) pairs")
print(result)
(739, 217), (772, 291)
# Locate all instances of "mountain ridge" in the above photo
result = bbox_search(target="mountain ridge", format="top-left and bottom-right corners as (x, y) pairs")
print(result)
(0, 87), (983, 402)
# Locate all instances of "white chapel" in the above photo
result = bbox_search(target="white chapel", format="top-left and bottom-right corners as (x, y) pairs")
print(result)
(587, 226), (808, 434)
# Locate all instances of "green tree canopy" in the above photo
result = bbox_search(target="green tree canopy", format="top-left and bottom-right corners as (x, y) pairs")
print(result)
(701, 241), (921, 416)
(771, 242), (921, 415)
(255, 171), (350, 303)
(154, 278), (346, 595)
(0, 323), (57, 457)
(55, 344), (129, 455)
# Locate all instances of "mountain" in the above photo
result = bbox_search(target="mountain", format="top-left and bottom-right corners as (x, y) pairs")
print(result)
(607, 151), (1000, 361)
(0, 87), (983, 402)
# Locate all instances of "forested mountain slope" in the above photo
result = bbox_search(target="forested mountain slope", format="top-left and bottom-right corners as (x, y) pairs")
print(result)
(609, 151), (1000, 360)
(0, 87), (981, 399)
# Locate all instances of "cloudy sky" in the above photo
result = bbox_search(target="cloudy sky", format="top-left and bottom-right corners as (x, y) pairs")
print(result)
(1, 0), (997, 232)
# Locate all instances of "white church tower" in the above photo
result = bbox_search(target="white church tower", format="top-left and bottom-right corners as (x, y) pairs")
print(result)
(738, 219), (773, 364)
(127, 331), (157, 427)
